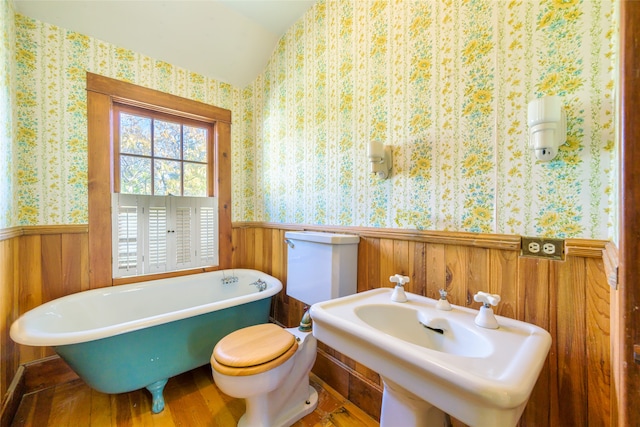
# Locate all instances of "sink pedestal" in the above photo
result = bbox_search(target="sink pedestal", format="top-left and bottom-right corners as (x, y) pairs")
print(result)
(381, 378), (449, 427)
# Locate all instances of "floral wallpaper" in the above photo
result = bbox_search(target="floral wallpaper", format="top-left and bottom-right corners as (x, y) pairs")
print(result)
(0, 0), (15, 229)
(13, 13), (243, 225)
(240, 0), (616, 239)
(10, 0), (617, 240)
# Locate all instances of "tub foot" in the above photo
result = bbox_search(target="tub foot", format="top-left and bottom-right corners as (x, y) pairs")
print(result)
(146, 379), (168, 413)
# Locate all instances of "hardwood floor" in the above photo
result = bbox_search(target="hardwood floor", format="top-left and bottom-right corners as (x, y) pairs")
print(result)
(10, 365), (379, 426)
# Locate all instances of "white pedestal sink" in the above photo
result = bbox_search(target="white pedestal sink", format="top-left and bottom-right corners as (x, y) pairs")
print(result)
(309, 288), (551, 427)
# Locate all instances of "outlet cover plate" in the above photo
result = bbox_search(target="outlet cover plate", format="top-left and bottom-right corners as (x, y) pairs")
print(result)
(521, 237), (564, 260)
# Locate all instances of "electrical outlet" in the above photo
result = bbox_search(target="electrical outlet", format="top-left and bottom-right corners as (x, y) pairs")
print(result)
(528, 241), (541, 253)
(542, 243), (556, 255)
(521, 237), (564, 260)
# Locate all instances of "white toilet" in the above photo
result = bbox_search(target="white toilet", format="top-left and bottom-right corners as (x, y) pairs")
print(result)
(210, 231), (359, 427)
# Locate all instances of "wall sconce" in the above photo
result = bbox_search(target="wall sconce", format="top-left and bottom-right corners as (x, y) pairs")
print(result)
(368, 140), (393, 179)
(527, 95), (567, 161)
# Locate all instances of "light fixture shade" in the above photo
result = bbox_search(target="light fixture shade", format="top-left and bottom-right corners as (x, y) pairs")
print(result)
(527, 96), (566, 161)
(368, 140), (385, 161)
(367, 141), (392, 179)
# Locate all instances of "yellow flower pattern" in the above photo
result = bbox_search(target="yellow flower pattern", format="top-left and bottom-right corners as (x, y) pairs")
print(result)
(9, 11), (241, 225)
(2, 0), (617, 240)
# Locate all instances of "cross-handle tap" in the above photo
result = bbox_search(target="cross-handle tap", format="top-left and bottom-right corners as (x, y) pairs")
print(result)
(473, 291), (501, 329)
(389, 274), (410, 286)
(473, 291), (501, 308)
(389, 274), (410, 303)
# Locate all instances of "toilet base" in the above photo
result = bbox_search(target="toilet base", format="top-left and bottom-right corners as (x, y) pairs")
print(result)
(237, 385), (318, 427)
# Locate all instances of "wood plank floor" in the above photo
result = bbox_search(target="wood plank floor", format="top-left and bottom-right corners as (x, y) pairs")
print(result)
(10, 365), (379, 426)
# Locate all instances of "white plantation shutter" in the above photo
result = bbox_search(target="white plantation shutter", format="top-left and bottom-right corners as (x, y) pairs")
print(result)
(175, 207), (192, 264)
(117, 207), (138, 269)
(172, 197), (195, 269)
(112, 193), (143, 277)
(148, 207), (167, 268)
(146, 196), (168, 273)
(112, 195), (218, 278)
(198, 205), (218, 266)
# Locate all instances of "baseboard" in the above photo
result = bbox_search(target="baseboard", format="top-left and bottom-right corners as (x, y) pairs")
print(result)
(0, 366), (24, 427)
(0, 355), (80, 427)
(23, 355), (79, 394)
(312, 347), (383, 421)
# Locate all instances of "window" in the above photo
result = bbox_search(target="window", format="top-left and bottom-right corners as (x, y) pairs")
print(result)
(111, 105), (218, 278)
(87, 73), (232, 287)
(114, 105), (210, 197)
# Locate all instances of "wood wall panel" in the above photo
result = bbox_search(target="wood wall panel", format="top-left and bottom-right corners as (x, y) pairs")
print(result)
(425, 243), (445, 299)
(0, 228), (89, 404)
(17, 235), (46, 365)
(407, 241), (424, 296)
(586, 257), (612, 426)
(518, 257), (551, 427)
(1, 224), (613, 427)
(0, 236), (18, 407)
(62, 233), (90, 293)
(232, 224), (613, 427)
(555, 257), (588, 426)
(491, 249), (518, 319)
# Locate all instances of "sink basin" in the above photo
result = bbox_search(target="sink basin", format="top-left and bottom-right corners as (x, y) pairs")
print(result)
(309, 288), (551, 427)
(355, 304), (492, 357)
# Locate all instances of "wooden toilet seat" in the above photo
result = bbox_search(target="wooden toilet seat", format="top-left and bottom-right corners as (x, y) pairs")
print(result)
(211, 323), (298, 376)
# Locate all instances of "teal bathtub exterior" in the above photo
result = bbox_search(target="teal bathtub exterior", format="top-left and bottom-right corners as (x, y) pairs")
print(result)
(10, 269), (281, 413)
(55, 298), (270, 412)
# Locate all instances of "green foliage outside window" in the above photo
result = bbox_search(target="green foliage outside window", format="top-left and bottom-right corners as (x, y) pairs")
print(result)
(119, 111), (208, 197)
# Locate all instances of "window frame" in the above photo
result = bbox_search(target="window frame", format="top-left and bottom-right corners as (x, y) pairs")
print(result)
(87, 72), (232, 288)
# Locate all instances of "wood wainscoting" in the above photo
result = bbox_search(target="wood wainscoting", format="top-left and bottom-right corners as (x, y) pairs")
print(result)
(231, 223), (614, 427)
(0, 225), (89, 426)
(1, 223), (614, 427)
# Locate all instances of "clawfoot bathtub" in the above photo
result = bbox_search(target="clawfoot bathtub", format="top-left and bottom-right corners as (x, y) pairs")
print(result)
(10, 269), (281, 413)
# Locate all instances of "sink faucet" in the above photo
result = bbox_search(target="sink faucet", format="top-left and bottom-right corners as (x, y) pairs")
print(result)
(436, 289), (452, 311)
(473, 291), (501, 329)
(250, 279), (268, 292)
(389, 274), (410, 303)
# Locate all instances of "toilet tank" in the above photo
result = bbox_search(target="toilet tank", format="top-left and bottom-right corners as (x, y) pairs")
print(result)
(285, 231), (359, 306)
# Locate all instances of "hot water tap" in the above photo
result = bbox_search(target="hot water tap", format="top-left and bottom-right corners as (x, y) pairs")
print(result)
(390, 274), (410, 303)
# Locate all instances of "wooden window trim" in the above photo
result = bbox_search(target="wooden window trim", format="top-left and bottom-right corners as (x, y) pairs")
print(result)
(87, 72), (232, 288)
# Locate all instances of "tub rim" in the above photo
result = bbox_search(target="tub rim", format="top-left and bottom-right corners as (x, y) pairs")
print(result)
(10, 268), (282, 347)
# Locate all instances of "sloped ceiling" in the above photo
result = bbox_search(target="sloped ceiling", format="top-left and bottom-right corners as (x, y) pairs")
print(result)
(13, 0), (316, 88)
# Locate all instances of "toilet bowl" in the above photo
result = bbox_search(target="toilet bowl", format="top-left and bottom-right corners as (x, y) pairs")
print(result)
(211, 323), (318, 427)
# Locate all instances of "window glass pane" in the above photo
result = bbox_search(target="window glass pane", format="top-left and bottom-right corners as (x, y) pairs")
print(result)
(183, 163), (207, 197)
(183, 126), (207, 162)
(154, 120), (181, 159)
(154, 159), (181, 195)
(120, 113), (151, 156)
(120, 155), (151, 195)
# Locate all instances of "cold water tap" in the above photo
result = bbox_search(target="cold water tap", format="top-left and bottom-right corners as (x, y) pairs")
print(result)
(473, 291), (501, 329)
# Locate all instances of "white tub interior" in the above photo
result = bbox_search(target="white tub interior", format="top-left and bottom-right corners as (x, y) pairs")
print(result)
(10, 269), (282, 346)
